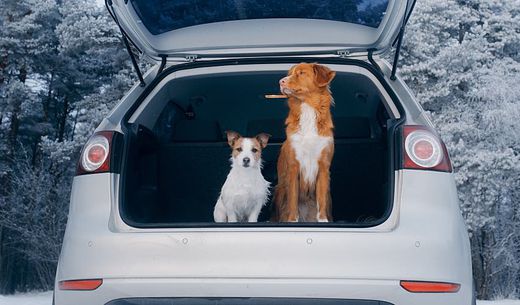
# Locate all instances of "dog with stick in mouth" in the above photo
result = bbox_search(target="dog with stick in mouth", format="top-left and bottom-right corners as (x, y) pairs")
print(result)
(272, 63), (336, 222)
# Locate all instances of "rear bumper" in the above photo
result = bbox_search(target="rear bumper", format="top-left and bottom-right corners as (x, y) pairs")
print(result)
(56, 171), (473, 305)
(105, 297), (392, 305)
(55, 277), (471, 305)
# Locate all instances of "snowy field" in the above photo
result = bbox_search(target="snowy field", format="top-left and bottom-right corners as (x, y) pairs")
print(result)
(0, 291), (519, 305)
(0, 291), (52, 305)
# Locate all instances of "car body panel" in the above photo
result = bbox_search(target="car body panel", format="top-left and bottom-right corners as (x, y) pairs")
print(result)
(55, 58), (473, 305)
(55, 170), (472, 305)
(109, 0), (415, 61)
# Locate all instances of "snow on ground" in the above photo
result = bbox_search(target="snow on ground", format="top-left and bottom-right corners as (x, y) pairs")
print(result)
(0, 291), (53, 305)
(0, 291), (519, 305)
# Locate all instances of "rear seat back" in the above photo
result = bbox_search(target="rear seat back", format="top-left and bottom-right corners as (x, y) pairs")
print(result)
(247, 116), (373, 141)
(172, 120), (223, 142)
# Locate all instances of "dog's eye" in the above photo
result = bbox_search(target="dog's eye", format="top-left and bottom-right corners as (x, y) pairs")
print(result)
(299, 71), (305, 75)
(252, 148), (258, 153)
(236, 147), (243, 152)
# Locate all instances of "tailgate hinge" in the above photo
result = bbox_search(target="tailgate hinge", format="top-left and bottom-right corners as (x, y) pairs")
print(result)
(337, 50), (351, 58)
(185, 54), (198, 62)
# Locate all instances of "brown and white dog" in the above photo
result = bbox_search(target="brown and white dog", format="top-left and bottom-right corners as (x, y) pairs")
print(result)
(273, 63), (335, 222)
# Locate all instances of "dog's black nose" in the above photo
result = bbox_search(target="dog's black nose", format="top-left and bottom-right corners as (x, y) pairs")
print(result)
(243, 157), (250, 166)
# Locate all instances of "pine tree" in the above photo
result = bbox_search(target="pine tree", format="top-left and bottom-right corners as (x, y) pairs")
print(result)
(400, 0), (520, 299)
(0, 0), (133, 292)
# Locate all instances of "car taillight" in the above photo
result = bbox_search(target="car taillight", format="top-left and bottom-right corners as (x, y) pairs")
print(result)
(401, 125), (452, 172)
(77, 131), (118, 175)
(59, 279), (103, 291)
(400, 280), (460, 293)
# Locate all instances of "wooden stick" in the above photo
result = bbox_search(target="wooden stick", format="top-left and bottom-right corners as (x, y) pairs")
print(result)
(265, 94), (288, 99)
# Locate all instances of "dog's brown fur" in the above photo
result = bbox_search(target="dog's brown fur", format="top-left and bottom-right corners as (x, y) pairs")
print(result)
(272, 63), (335, 222)
(226, 131), (270, 162)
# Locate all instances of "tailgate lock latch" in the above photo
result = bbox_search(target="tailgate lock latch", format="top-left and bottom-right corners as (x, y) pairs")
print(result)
(337, 50), (351, 58)
(185, 54), (198, 62)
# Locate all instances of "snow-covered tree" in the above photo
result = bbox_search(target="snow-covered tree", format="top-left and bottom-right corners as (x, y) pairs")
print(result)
(0, 0), (518, 298)
(400, 0), (520, 299)
(0, 0), (133, 293)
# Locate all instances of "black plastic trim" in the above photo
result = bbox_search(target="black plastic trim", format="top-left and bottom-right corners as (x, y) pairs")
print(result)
(367, 49), (382, 75)
(118, 57), (406, 229)
(154, 48), (370, 60)
(157, 55), (167, 74)
(109, 131), (125, 174)
(105, 297), (394, 305)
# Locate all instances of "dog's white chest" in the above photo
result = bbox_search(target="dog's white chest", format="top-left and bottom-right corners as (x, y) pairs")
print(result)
(290, 103), (332, 184)
(221, 169), (269, 213)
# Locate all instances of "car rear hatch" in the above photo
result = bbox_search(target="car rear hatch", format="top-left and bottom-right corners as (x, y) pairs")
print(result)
(106, 0), (416, 62)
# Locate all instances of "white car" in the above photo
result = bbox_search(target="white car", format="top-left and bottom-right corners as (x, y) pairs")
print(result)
(54, 0), (475, 304)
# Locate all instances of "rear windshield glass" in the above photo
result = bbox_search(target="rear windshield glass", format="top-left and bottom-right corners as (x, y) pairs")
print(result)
(130, 0), (390, 35)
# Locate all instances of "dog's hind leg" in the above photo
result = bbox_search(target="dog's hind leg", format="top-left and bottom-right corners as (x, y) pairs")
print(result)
(316, 145), (333, 222)
(274, 142), (299, 222)
(285, 165), (300, 222)
(213, 197), (227, 222)
(272, 182), (285, 222)
(272, 143), (288, 222)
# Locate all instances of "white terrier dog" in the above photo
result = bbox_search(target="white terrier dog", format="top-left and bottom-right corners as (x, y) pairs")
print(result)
(213, 131), (271, 223)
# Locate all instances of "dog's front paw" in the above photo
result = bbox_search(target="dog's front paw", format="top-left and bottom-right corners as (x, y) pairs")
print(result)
(318, 218), (329, 223)
(286, 216), (299, 223)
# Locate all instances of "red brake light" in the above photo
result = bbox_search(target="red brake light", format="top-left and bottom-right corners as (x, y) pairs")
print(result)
(413, 140), (434, 159)
(87, 144), (106, 164)
(402, 125), (452, 172)
(59, 279), (103, 291)
(400, 280), (460, 293)
(77, 131), (115, 175)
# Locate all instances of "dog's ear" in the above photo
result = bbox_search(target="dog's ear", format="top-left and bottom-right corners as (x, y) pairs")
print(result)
(225, 130), (241, 147)
(313, 64), (336, 87)
(255, 133), (271, 148)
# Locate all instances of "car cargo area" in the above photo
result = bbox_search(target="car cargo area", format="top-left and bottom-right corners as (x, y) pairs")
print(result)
(120, 68), (396, 226)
